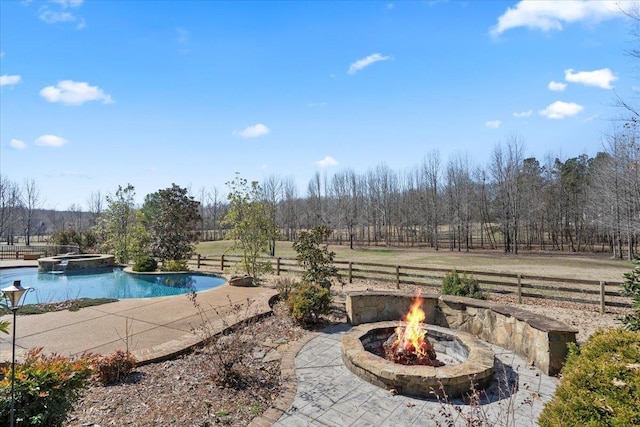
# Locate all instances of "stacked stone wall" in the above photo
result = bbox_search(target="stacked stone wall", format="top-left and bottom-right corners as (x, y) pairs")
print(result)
(345, 291), (578, 376)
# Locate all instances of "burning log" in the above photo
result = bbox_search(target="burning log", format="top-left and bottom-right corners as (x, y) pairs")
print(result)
(382, 291), (444, 367)
(383, 331), (443, 366)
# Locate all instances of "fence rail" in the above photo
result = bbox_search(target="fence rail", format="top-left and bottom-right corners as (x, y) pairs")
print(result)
(0, 245), (80, 260)
(191, 254), (631, 312)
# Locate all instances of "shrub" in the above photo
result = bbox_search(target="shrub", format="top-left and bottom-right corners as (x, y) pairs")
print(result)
(92, 350), (137, 385)
(287, 283), (331, 326)
(441, 270), (486, 299)
(0, 348), (93, 427)
(133, 255), (158, 272)
(293, 225), (340, 288)
(188, 292), (261, 388)
(620, 255), (640, 331)
(538, 328), (640, 427)
(161, 259), (188, 272)
(275, 276), (299, 301)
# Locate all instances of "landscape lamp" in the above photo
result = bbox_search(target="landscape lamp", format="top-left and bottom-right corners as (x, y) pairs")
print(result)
(2, 280), (33, 427)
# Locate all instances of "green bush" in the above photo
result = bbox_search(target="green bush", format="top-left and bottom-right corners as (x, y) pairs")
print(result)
(287, 283), (331, 326)
(620, 255), (640, 331)
(293, 225), (340, 288)
(539, 328), (640, 427)
(441, 270), (485, 299)
(93, 350), (137, 385)
(0, 348), (93, 427)
(161, 259), (188, 272)
(133, 255), (158, 272)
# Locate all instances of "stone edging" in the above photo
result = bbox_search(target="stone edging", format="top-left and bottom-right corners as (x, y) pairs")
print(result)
(247, 331), (320, 427)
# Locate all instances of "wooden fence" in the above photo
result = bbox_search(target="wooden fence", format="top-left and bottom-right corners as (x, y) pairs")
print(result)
(191, 254), (631, 312)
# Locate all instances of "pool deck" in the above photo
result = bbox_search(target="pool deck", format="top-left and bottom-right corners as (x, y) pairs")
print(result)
(0, 260), (276, 364)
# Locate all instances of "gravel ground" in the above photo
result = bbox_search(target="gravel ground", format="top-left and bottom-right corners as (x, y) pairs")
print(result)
(64, 277), (628, 426)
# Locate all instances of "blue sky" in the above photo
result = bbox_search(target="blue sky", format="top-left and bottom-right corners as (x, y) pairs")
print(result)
(1, 0), (637, 210)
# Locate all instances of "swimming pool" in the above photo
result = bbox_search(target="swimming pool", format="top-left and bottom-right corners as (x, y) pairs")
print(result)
(0, 268), (226, 305)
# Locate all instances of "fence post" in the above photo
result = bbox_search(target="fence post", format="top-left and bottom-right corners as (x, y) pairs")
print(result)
(396, 265), (400, 289)
(517, 274), (522, 304)
(197, 254), (201, 269)
(600, 281), (606, 314)
(276, 257), (281, 276)
(348, 262), (353, 284)
(220, 254), (225, 272)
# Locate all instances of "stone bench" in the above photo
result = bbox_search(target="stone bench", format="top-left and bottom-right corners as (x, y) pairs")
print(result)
(345, 291), (578, 376)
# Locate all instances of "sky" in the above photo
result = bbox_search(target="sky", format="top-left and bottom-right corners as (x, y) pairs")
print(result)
(1, 0), (638, 210)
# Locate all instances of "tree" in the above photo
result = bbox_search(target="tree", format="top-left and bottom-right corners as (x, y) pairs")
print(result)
(21, 179), (42, 245)
(293, 225), (340, 288)
(95, 184), (146, 264)
(223, 174), (279, 280)
(86, 191), (103, 228)
(142, 184), (200, 262)
(0, 175), (22, 245)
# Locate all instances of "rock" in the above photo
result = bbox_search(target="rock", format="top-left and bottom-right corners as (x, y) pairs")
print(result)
(229, 275), (255, 287)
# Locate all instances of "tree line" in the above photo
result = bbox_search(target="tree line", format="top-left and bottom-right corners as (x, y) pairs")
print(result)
(1, 124), (638, 259)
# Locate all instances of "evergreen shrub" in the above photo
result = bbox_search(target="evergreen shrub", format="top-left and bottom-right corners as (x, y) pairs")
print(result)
(539, 328), (640, 427)
(441, 270), (486, 299)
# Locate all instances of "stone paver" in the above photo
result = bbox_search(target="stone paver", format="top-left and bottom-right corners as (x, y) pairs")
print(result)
(272, 324), (557, 427)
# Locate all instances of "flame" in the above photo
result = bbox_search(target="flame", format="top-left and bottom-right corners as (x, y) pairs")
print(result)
(394, 292), (427, 356)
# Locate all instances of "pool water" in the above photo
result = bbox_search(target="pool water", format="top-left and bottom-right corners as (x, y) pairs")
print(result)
(0, 268), (226, 305)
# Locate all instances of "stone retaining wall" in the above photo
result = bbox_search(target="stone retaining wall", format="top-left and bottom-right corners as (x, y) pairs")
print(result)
(345, 291), (577, 376)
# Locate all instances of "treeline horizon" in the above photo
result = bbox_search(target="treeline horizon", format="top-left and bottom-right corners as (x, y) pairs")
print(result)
(2, 130), (639, 259)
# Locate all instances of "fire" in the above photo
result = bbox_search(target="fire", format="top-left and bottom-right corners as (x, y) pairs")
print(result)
(395, 292), (427, 356)
(383, 291), (441, 366)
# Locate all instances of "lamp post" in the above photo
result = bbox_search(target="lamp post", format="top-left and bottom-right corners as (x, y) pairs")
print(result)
(2, 280), (32, 427)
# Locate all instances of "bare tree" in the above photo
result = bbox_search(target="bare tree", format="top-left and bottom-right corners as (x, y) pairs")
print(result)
(261, 174), (283, 256)
(491, 136), (525, 254)
(0, 175), (22, 244)
(87, 191), (103, 228)
(22, 179), (42, 245)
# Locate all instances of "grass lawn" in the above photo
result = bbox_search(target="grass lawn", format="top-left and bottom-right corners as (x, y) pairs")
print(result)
(196, 240), (633, 283)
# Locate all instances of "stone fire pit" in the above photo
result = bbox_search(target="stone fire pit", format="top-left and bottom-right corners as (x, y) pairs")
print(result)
(342, 321), (495, 398)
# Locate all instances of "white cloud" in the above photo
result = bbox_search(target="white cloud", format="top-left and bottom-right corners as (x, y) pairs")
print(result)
(0, 51), (5, 58)
(348, 53), (390, 75)
(491, 0), (621, 36)
(39, 10), (75, 23)
(235, 123), (269, 138)
(10, 139), (27, 149)
(315, 156), (338, 168)
(548, 81), (567, 91)
(539, 101), (584, 119)
(485, 120), (501, 129)
(40, 80), (113, 105)
(308, 102), (328, 108)
(0, 74), (21, 87)
(513, 110), (532, 118)
(38, 0), (85, 28)
(564, 68), (618, 89)
(35, 134), (68, 147)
